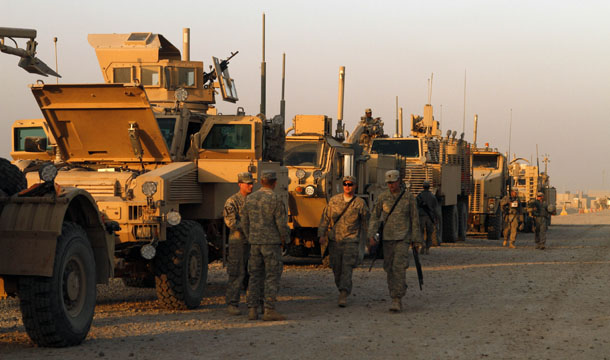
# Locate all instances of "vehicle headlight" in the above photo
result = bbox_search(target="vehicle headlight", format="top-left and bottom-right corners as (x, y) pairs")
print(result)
(142, 181), (158, 197)
(313, 170), (323, 180)
(166, 210), (181, 226)
(140, 244), (156, 260)
(295, 169), (306, 180)
(305, 185), (316, 196)
(39, 163), (58, 183)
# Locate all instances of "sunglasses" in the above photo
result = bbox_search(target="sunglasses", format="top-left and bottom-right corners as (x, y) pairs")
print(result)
(342, 182), (354, 187)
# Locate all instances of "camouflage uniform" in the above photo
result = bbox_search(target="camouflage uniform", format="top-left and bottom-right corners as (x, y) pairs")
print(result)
(223, 191), (250, 306)
(318, 193), (369, 295)
(527, 197), (551, 249)
(500, 193), (522, 247)
(368, 187), (422, 300)
(416, 187), (438, 253)
(242, 180), (289, 311)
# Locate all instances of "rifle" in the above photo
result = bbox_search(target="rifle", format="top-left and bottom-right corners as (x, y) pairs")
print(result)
(368, 188), (405, 271)
(412, 245), (424, 290)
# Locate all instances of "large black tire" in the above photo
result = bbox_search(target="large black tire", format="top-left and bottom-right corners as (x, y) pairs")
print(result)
(0, 157), (27, 196)
(18, 222), (97, 347)
(154, 220), (208, 309)
(442, 205), (458, 243)
(457, 201), (468, 242)
(486, 209), (502, 240)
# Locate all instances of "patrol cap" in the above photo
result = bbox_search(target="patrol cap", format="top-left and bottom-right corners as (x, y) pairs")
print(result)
(343, 175), (356, 183)
(537, 192), (544, 197)
(237, 172), (254, 184)
(422, 180), (431, 188)
(365, 108), (372, 113)
(261, 170), (277, 181)
(385, 170), (400, 183)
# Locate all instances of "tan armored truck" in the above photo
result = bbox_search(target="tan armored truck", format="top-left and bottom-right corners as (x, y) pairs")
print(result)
(11, 29), (287, 311)
(369, 104), (471, 242)
(509, 158), (556, 230)
(467, 145), (509, 239)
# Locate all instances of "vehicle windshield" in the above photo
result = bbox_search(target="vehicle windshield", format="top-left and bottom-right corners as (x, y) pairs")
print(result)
(371, 139), (419, 157)
(284, 140), (323, 167)
(202, 124), (252, 150)
(473, 154), (499, 169)
(156, 117), (177, 148)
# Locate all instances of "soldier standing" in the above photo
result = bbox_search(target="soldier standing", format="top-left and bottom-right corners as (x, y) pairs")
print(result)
(223, 172), (255, 315)
(362, 108), (374, 126)
(242, 170), (290, 321)
(318, 175), (369, 307)
(500, 189), (522, 248)
(527, 192), (553, 250)
(416, 180), (438, 255)
(368, 170), (423, 312)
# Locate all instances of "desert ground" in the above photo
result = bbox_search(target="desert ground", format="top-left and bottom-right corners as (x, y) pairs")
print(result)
(1, 210), (609, 359)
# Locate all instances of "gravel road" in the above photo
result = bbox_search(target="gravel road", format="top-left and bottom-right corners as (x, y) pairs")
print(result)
(2, 210), (610, 359)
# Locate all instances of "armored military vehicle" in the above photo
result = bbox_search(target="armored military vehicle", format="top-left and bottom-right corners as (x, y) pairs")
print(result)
(509, 158), (556, 230)
(11, 29), (287, 310)
(467, 145), (508, 239)
(369, 103), (471, 242)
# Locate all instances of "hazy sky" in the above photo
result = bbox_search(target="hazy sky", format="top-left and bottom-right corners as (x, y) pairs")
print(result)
(1, 0), (609, 193)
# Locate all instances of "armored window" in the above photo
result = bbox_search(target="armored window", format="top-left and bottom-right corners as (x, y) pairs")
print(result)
(141, 67), (160, 86)
(284, 141), (323, 167)
(177, 68), (196, 87)
(202, 124), (251, 150)
(371, 139), (420, 158)
(156, 117), (177, 147)
(113, 67), (132, 83)
(14, 127), (50, 152)
(473, 154), (499, 169)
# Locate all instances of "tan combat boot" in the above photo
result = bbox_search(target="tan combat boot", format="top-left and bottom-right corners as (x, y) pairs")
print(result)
(509, 242), (516, 249)
(502, 240), (507, 247)
(248, 307), (258, 321)
(389, 298), (402, 313)
(227, 304), (241, 316)
(338, 290), (348, 307)
(263, 308), (286, 321)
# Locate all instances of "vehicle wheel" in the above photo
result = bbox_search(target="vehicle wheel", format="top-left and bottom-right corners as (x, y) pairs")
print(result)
(487, 208), (502, 240)
(442, 205), (458, 243)
(457, 201), (468, 242)
(122, 275), (155, 288)
(154, 220), (208, 309)
(18, 222), (96, 347)
(0, 157), (27, 196)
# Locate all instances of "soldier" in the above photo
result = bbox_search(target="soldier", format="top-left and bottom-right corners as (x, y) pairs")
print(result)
(527, 192), (554, 250)
(318, 175), (369, 307)
(416, 180), (438, 254)
(500, 189), (522, 248)
(223, 172), (255, 315)
(362, 108), (374, 126)
(242, 170), (290, 321)
(368, 170), (423, 313)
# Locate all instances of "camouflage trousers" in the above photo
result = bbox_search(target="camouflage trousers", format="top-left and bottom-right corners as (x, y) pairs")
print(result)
(419, 216), (438, 249)
(328, 241), (359, 294)
(225, 240), (254, 306)
(503, 215), (519, 245)
(383, 240), (410, 299)
(534, 218), (547, 247)
(247, 244), (283, 309)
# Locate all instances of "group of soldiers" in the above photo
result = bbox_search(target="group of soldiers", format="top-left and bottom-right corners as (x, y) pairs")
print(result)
(500, 189), (554, 249)
(222, 166), (554, 321)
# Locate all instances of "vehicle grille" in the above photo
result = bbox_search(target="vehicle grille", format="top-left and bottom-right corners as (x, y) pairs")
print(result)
(170, 169), (202, 202)
(132, 224), (159, 240)
(470, 183), (482, 213)
(70, 182), (119, 197)
(128, 206), (143, 220)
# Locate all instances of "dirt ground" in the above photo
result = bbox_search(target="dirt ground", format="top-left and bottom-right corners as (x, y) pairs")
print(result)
(2, 210), (610, 359)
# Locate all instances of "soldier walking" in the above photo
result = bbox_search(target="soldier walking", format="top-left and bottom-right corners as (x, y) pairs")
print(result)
(223, 172), (256, 315)
(416, 180), (438, 254)
(318, 175), (369, 307)
(368, 170), (423, 313)
(527, 192), (554, 250)
(500, 189), (522, 248)
(242, 170), (290, 321)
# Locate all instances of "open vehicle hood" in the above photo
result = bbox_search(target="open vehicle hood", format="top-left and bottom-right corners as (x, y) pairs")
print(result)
(30, 83), (171, 163)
